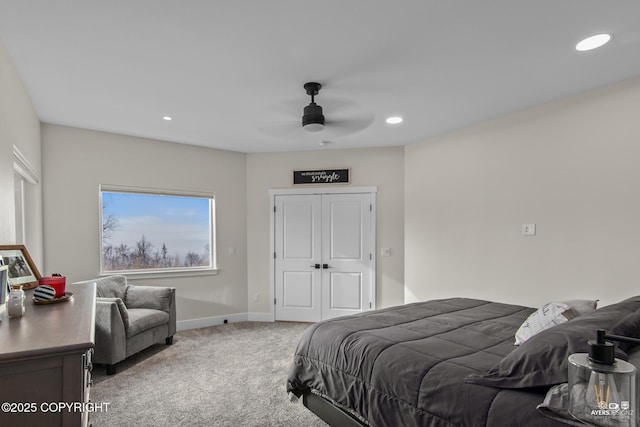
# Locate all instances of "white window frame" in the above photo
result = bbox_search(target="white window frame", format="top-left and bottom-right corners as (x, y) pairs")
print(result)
(99, 184), (217, 278)
(13, 145), (40, 245)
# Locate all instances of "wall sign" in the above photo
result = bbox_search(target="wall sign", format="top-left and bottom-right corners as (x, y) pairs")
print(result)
(293, 169), (350, 185)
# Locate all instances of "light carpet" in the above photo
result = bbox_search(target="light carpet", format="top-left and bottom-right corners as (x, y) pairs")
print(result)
(90, 321), (328, 427)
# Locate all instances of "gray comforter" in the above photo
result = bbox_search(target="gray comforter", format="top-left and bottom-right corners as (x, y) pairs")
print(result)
(287, 298), (571, 427)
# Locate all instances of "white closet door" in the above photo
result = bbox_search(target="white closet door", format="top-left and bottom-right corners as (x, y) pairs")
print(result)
(320, 193), (371, 320)
(274, 195), (322, 322)
(274, 192), (373, 322)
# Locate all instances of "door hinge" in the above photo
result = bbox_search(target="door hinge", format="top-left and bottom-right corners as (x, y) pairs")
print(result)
(274, 298), (277, 305)
(274, 252), (277, 259)
(370, 253), (372, 260)
(370, 204), (372, 211)
(274, 205), (276, 212)
(369, 302), (372, 309)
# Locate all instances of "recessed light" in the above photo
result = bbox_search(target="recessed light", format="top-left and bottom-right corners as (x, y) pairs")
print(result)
(576, 33), (612, 52)
(162, 116), (172, 121)
(386, 116), (403, 125)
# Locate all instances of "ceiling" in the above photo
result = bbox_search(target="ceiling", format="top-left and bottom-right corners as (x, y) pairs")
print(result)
(1, 1), (640, 153)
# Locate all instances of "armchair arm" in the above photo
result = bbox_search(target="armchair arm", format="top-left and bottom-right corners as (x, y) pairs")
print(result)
(94, 298), (128, 365)
(125, 285), (176, 337)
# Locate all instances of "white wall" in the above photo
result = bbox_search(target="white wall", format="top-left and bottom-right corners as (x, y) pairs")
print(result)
(246, 147), (405, 317)
(0, 39), (43, 266)
(405, 76), (640, 308)
(42, 125), (248, 324)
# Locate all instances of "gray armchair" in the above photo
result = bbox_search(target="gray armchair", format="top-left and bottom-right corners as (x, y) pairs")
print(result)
(74, 275), (176, 375)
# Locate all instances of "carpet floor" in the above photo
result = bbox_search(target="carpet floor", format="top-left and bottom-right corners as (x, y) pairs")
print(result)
(90, 322), (328, 427)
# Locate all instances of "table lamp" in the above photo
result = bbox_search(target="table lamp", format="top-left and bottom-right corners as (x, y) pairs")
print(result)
(568, 329), (638, 426)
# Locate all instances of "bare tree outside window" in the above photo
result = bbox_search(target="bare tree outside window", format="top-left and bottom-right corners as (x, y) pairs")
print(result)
(100, 189), (214, 273)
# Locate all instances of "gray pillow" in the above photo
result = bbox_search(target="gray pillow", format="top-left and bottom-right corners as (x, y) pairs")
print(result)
(609, 309), (640, 352)
(465, 298), (640, 389)
(626, 344), (640, 369)
(125, 285), (173, 312)
(95, 275), (128, 299)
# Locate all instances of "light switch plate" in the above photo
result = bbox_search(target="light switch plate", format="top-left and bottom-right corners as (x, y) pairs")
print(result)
(380, 248), (392, 257)
(522, 224), (536, 236)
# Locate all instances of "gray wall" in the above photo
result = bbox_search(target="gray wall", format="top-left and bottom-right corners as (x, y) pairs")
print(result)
(0, 39), (43, 266)
(405, 76), (640, 307)
(42, 125), (248, 324)
(41, 128), (405, 324)
(246, 147), (405, 316)
(6, 32), (640, 324)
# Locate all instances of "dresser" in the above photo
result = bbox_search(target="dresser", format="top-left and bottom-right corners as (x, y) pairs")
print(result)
(0, 283), (96, 427)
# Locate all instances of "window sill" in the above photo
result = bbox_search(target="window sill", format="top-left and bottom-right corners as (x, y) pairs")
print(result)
(99, 268), (218, 281)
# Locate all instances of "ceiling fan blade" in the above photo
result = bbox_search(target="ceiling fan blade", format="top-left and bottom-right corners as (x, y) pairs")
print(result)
(256, 122), (305, 139)
(262, 98), (305, 118)
(323, 114), (375, 138)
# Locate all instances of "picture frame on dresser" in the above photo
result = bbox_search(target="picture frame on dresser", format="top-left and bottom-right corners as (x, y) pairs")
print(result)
(0, 264), (7, 308)
(0, 245), (41, 289)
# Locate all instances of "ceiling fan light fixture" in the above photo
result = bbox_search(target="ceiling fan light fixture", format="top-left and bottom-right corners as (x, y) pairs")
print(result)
(302, 102), (325, 132)
(302, 82), (325, 132)
(303, 122), (325, 132)
(386, 116), (403, 125)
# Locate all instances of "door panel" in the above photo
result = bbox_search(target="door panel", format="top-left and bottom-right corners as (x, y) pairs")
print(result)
(283, 272), (314, 308)
(328, 201), (362, 259)
(283, 203), (315, 259)
(329, 272), (362, 310)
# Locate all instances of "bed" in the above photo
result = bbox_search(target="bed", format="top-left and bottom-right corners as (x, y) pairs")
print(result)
(287, 296), (640, 427)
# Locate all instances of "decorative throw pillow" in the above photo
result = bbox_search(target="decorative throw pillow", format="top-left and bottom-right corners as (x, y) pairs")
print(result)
(465, 298), (639, 389)
(514, 299), (598, 345)
(33, 285), (56, 301)
(609, 309), (640, 352)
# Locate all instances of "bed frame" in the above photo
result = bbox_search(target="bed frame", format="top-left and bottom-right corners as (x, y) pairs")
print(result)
(302, 390), (368, 427)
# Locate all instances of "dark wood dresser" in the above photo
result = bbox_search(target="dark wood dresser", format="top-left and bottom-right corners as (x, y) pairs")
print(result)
(0, 283), (96, 427)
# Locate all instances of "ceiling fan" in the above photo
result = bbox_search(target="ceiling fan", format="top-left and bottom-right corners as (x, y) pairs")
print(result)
(256, 82), (375, 141)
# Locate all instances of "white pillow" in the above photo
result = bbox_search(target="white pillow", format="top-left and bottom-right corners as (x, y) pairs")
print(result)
(514, 299), (598, 345)
(560, 299), (599, 316)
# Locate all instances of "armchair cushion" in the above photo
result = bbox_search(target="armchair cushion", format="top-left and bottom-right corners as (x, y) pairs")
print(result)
(95, 275), (128, 299)
(127, 308), (170, 337)
(125, 285), (173, 313)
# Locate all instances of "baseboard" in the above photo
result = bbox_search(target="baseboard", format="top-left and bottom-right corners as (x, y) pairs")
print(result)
(177, 313), (247, 331)
(176, 312), (275, 331)
(247, 312), (275, 322)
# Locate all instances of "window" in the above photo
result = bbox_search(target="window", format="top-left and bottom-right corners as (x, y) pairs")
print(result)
(100, 186), (215, 274)
(13, 145), (40, 246)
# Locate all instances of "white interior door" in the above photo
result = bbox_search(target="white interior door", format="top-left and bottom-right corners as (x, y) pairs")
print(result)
(275, 192), (373, 322)
(321, 193), (371, 320)
(274, 195), (322, 322)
